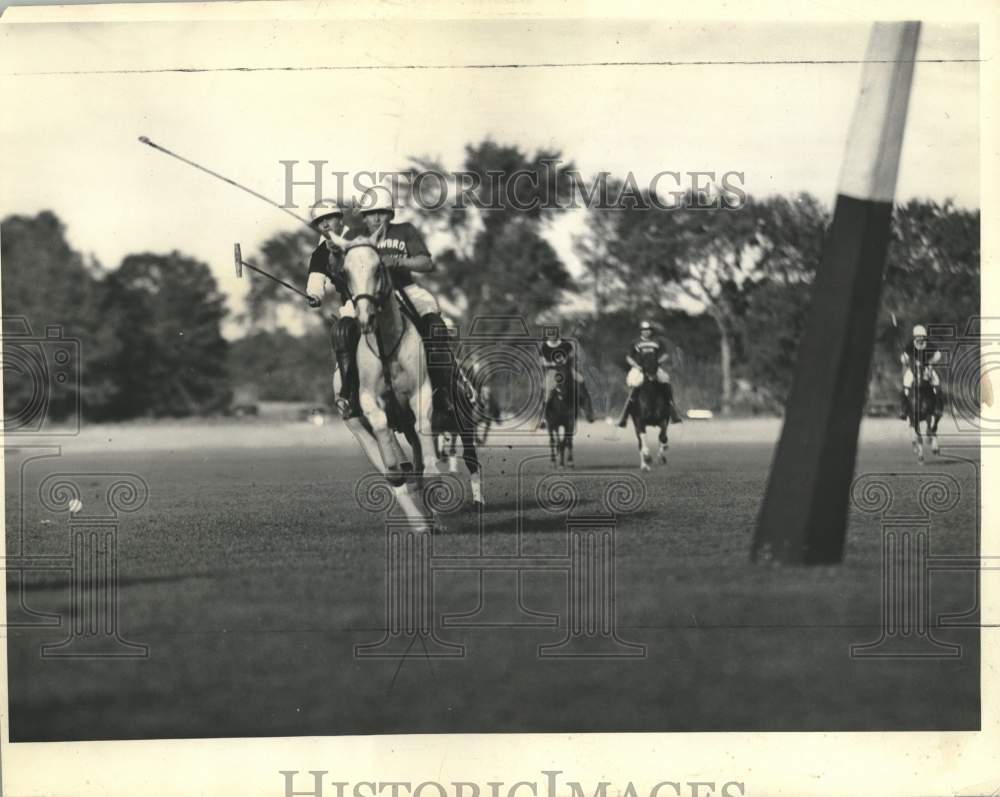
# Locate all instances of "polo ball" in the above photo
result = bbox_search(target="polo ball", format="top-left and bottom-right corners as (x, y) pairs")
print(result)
(68, 499), (83, 514)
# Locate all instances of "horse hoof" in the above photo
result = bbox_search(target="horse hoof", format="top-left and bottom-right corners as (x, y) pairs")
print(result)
(659, 455), (667, 465)
(641, 463), (651, 473)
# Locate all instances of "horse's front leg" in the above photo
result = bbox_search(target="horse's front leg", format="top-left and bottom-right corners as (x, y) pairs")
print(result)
(459, 429), (483, 506)
(634, 418), (651, 472)
(334, 369), (386, 473)
(910, 420), (924, 463)
(361, 390), (429, 529)
(658, 422), (669, 464)
(549, 427), (558, 466)
(400, 423), (425, 492)
(930, 408), (941, 454)
(343, 416), (387, 474)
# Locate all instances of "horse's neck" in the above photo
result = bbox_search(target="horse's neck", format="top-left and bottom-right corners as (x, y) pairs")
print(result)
(371, 294), (404, 348)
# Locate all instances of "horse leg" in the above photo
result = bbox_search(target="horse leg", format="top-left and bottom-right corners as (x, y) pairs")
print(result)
(634, 418), (650, 472)
(343, 416), (387, 474)
(930, 410), (941, 454)
(389, 431), (411, 476)
(658, 422), (668, 464)
(361, 390), (429, 530)
(459, 429), (483, 506)
(911, 420), (924, 463)
(566, 428), (574, 468)
(549, 427), (558, 467)
(400, 423), (425, 492)
(334, 367), (385, 473)
(448, 432), (459, 473)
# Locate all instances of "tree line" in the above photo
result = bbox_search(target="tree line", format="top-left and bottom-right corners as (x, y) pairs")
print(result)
(1, 139), (980, 423)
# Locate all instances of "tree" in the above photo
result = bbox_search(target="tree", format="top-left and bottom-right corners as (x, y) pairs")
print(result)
(870, 199), (980, 398)
(1, 211), (119, 421)
(577, 191), (829, 414)
(409, 139), (577, 331)
(228, 328), (333, 403)
(103, 252), (230, 418)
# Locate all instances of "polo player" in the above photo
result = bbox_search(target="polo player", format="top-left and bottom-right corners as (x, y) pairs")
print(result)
(305, 186), (460, 427)
(900, 323), (944, 419)
(616, 320), (683, 428)
(538, 327), (595, 428)
(304, 199), (365, 419)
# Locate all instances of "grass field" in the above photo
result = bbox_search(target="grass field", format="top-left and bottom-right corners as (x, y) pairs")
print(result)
(4, 417), (981, 741)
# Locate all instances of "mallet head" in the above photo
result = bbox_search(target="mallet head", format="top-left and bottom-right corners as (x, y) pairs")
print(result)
(233, 243), (243, 278)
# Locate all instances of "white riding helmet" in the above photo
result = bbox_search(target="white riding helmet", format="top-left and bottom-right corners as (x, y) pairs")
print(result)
(359, 184), (396, 217)
(639, 320), (653, 331)
(308, 200), (343, 227)
(912, 324), (928, 338)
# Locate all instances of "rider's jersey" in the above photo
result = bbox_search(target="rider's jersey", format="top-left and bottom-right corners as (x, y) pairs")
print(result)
(539, 339), (575, 370)
(374, 222), (430, 290)
(630, 337), (670, 374)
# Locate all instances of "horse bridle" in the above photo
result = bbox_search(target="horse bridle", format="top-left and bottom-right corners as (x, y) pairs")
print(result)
(336, 242), (410, 367)
(339, 243), (393, 310)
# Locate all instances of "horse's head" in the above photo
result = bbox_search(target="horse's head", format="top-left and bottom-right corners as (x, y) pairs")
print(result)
(341, 242), (391, 333)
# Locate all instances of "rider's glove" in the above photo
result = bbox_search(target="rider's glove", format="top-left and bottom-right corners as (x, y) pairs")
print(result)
(306, 272), (327, 308)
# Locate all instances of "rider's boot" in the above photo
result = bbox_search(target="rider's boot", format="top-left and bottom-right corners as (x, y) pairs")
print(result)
(616, 389), (636, 428)
(332, 317), (362, 420)
(539, 390), (551, 430)
(420, 312), (456, 429)
(899, 388), (909, 420)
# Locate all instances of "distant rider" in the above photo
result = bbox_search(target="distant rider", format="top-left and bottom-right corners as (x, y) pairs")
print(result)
(899, 323), (943, 419)
(539, 327), (596, 427)
(616, 320), (683, 427)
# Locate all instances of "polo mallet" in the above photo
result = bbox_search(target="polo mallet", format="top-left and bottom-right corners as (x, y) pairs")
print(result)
(138, 136), (318, 234)
(233, 242), (319, 307)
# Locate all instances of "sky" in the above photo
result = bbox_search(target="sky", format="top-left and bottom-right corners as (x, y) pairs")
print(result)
(0, 14), (979, 335)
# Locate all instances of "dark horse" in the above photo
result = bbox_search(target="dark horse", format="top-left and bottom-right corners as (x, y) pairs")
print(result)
(906, 373), (943, 463)
(434, 379), (501, 470)
(626, 369), (671, 471)
(544, 366), (577, 468)
(426, 361), (484, 503)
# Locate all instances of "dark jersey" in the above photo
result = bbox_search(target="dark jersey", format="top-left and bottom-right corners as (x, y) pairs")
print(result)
(374, 222), (430, 289)
(630, 337), (669, 374)
(540, 339), (575, 370)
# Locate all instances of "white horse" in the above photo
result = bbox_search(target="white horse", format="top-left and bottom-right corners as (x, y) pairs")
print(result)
(332, 238), (482, 526)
